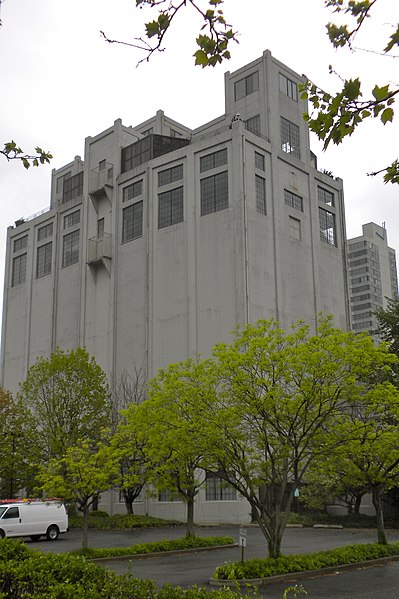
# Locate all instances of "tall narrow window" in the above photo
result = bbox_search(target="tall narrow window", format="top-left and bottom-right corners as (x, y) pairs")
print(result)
(255, 152), (265, 171)
(122, 202), (143, 242)
(319, 208), (337, 246)
(36, 242), (52, 278)
(289, 216), (301, 241)
(158, 187), (184, 229)
(62, 230), (80, 267)
(12, 253), (27, 286)
(255, 175), (266, 215)
(200, 172), (228, 216)
(281, 117), (300, 158)
(62, 172), (83, 203)
(279, 73), (298, 101)
(97, 218), (105, 239)
(13, 235), (28, 253)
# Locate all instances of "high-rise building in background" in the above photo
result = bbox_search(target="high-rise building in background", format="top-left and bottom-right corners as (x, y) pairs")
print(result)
(1, 50), (350, 521)
(347, 223), (398, 336)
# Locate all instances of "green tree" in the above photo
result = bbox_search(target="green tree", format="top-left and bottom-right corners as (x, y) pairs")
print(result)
(37, 439), (118, 550)
(136, 359), (217, 537)
(0, 388), (39, 498)
(20, 348), (111, 463)
(307, 380), (399, 544)
(110, 404), (151, 515)
(206, 316), (397, 557)
(375, 298), (399, 358)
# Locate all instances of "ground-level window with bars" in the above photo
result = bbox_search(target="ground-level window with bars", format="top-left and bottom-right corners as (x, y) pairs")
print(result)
(256, 175), (266, 215)
(12, 253), (27, 286)
(36, 242), (52, 278)
(205, 472), (237, 501)
(122, 201), (143, 242)
(200, 171), (228, 216)
(62, 230), (80, 267)
(158, 187), (184, 229)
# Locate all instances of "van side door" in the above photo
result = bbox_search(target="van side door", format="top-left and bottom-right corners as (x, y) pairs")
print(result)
(1, 506), (22, 537)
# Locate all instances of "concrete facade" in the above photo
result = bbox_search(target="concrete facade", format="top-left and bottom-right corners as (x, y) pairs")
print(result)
(1, 50), (350, 523)
(348, 222), (398, 335)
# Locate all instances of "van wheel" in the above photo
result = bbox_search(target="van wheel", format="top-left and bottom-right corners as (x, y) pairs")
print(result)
(30, 535), (41, 541)
(46, 525), (59, 541)
(0, 529), (4, 539)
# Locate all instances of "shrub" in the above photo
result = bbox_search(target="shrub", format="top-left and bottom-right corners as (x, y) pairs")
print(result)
(0, 540), (244, 598)
(213, 542), (399, 580)
(68, 513), (180, 529)
(74, 536), (234, 559)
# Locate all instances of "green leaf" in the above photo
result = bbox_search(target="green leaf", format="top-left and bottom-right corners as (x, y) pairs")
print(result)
(381, 107), (394, 125)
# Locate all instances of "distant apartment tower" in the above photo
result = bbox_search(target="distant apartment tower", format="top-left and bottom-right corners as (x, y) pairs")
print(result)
(348, 223), (399, 334)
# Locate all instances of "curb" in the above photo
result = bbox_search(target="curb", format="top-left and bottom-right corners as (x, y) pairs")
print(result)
(88, 543), (238, 563)
(209, 554), (399, 587)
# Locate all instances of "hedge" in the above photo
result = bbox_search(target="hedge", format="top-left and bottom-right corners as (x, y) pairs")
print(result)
(213, 541), (399, 580)
(73, 536), (235, 559)
(0, 538), (245, 598)
(68, 513), (180, 530)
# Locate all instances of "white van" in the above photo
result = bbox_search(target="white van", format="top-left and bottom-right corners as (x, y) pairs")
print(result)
(0, 499), (69, 541)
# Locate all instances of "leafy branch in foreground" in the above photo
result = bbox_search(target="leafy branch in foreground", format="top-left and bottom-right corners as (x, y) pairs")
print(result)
(301, 0), (399, 184)
(1, 141), (53, 169)
(101, 0), (238, 67)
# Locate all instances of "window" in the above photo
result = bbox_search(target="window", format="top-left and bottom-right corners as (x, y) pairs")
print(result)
(284, 189), (303, 212)
(201, 172), (228, 216)
(14, 235), (28, 253)
(158, 187), (184, 229)
(158, 164), (183, 187)
(141, 128), (153, 136)
(123, 180), (143, 202)
(255, 175), (266, 215)
(122, 137), (151, 173)
(200, 149), (227, 173)
(3, 507), (19, 519)
(62, 172), (83, 203)
(36, 242), (52, 278)
(205, 472), (237, 501)
(62, 230), (80, 267)
(319, 208), (337, 246)
(97, 218), (104, 238)
(12, 253), (27, 286)
(64, 210), (80, 229)
(279, 73), (298, 101)
(255, 152), (265, 171)
(234, 71), (259, 101)
(98, 159), (106, 171)
(122, 201), (143, 242)
(170, 129), (182, 138)
(56, 171), (71, 194)
(281, 117), (300, 158)
(37, 223), (53, 241)
(244, 115), (261, 136)
(318, 186), (335, 207)
(158, 490), (180, 502)
(289, 216), (301, 241)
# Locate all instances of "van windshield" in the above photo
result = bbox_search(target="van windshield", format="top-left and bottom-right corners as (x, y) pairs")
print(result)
(0, 507), (7, 518)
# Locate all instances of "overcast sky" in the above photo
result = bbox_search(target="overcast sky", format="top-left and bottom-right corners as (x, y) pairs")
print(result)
(0, 0), (398, 334)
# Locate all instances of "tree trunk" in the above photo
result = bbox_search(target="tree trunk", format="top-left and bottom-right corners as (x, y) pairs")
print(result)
(372, 486), (387, 545)
(125, 499), (134, 515)
(82, 504), (89, 550)
(186, 496), (195, 538)
(267, 528), (282, 558)
(354, 494), (362, 516)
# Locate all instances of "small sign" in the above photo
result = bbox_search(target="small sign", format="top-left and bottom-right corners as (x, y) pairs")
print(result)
(239, 527), (247, 547)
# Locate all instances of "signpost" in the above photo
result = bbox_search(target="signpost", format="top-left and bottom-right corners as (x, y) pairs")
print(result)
(239, 527), (247, 562)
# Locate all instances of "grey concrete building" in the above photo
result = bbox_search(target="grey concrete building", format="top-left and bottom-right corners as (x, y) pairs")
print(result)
(1, 50), (350, 521)
(347, 222), (398, 336)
